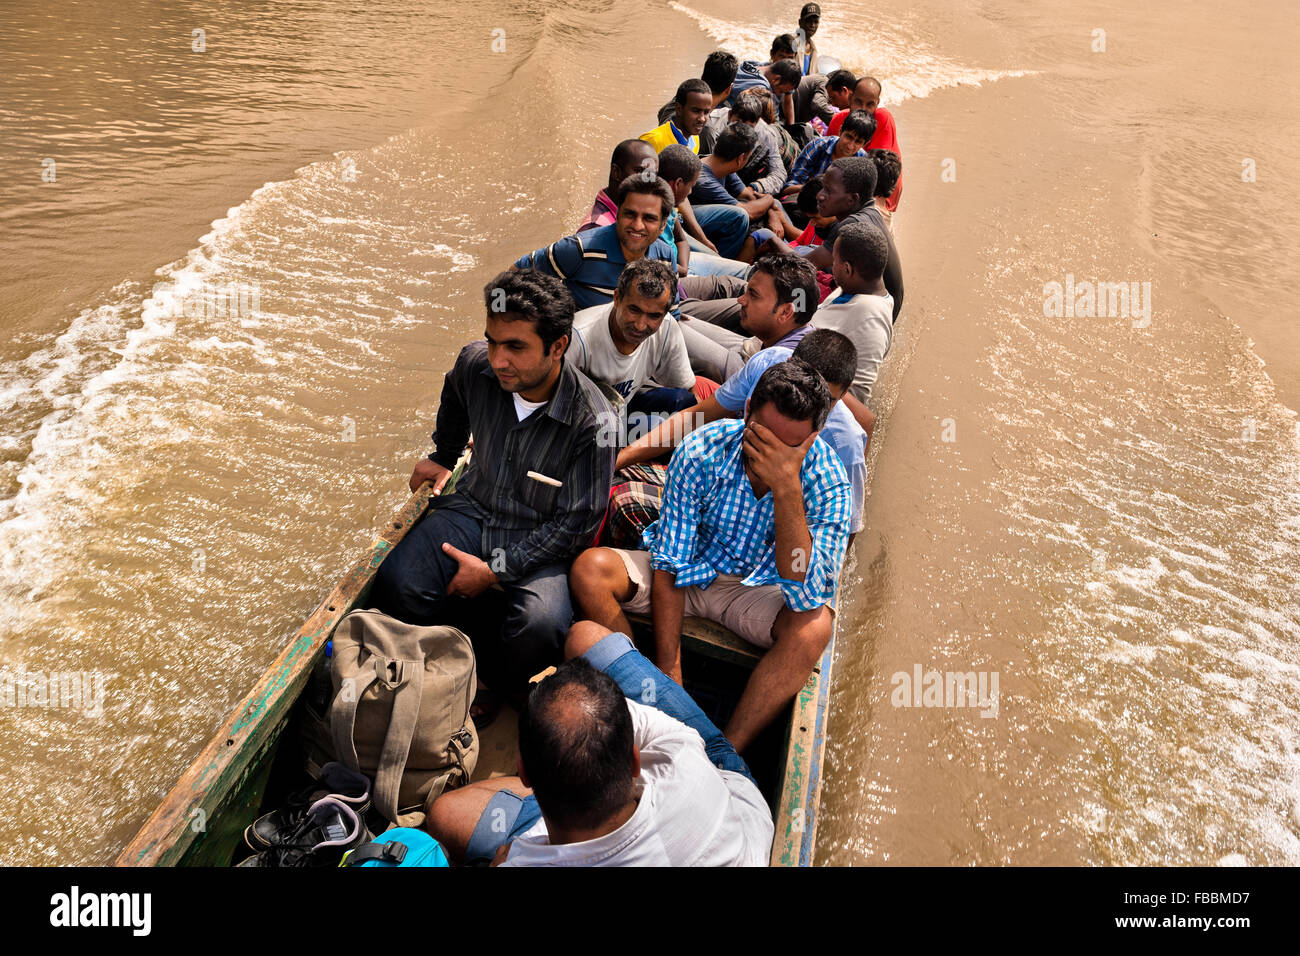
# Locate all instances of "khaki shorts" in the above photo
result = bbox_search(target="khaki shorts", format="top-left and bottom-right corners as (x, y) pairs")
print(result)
(611, 548), (788, 649)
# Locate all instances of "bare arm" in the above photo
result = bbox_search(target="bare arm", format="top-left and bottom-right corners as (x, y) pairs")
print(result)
(736, 193), (777, 220)
(615, 394), (729, 470)
(840, 391), (876, 440)
(674, 217), (690, 276)
(676, 199), (719, 253)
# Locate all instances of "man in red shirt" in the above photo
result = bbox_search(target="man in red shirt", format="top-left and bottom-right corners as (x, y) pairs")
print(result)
(828, 77), (902, 213)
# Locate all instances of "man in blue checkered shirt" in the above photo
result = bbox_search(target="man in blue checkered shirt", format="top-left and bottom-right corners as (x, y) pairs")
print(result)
(571, 359), (851, 752)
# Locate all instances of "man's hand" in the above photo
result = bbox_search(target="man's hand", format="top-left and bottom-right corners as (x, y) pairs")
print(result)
(744, 420), (815, 491)
(442, 543), (498, 598)
(489, 842), (511, 867)
(410, 457), (452, 495)
(660, 658), (684, 686)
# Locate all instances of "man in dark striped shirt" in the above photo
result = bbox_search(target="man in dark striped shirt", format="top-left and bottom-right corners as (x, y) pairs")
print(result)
(370, 270), (617, 700)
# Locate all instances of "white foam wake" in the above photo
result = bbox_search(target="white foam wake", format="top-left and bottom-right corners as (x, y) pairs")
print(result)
(668, 2), (1036, 106)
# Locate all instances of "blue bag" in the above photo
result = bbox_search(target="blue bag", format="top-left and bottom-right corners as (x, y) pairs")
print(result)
(342, 827), (449, 867)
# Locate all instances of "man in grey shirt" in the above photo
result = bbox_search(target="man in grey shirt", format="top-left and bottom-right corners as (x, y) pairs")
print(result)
(793, 68), (857, 125)
(700, 91), (788, 196)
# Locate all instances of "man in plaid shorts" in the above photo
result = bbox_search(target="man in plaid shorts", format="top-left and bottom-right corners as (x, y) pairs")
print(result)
(570, 359), (851, 753)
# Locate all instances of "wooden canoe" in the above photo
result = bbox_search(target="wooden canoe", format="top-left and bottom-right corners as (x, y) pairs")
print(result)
(114, 478), (837, 867)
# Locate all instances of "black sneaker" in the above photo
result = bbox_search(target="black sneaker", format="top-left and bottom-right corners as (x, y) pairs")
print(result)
(236, 797), (370, 867)
(243, 762), (371, 852)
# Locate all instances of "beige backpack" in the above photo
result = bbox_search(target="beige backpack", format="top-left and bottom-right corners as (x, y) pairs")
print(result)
(328, 609), (478, 827)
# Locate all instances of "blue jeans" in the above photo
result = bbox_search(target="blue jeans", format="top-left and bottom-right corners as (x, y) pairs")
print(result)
(691, 204), (751, 260)
(686, 250), (750, 279)
(584, 632), (758, 787)
(368, 493), (572, 696)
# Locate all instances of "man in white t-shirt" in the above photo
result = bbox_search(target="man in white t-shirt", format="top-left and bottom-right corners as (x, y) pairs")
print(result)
(568, 258), (697, 440)
(425, 621), (774, 866)
(811, 220), (894, 404)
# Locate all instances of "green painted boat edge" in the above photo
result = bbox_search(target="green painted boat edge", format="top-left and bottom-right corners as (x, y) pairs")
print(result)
(769, 634), (835, 867)
(114, 482), (437, 866)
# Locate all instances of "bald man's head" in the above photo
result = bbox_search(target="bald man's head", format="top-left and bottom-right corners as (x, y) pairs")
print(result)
(851, 76), (883, 114)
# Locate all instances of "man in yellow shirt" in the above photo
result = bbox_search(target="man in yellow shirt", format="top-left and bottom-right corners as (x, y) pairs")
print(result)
(641, 79), (712, 155)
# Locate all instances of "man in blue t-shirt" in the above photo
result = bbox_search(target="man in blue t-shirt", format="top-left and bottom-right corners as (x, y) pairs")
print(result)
(687, 123), (792, 261)
(514, 177), (677, 311)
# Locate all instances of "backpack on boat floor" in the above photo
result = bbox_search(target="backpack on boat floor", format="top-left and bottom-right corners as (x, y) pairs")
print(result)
(326, 608), (478, 828)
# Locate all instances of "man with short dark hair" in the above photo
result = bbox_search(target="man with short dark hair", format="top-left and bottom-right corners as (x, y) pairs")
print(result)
(770, 33), (799, 63)
(679, 252), (820, 383)
(570, 359), (852, 752)
(782, 109), (875, 196)
(578, 140), (659, 234)
(794, 68), (857, 126)
(657, 51), (739, 124)
(763, 156), (904, 320)
(642, 79), (712, 154)
(728, 58), (803, 125)
(514, 176), (677, 311)
(700, 91), (789, 197)
(568, 259), (696, 432)
(688, 123), (788, 259)
(828, 76), (903, 213)
(370, 271), (616, 701)
(425, 622), (773, 866)
(812, 221), (893, 404)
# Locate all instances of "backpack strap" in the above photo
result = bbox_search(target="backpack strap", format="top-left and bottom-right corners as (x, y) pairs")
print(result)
(372, 658), (425, 825)
(329, 660), (380, 773)
(342, 840), (409, 867)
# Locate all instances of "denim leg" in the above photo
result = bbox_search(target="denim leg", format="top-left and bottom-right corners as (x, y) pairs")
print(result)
(686, 251), (750, 279)
(692, 204), (750, 259)
(368, 497), (483, 625)
(627, 387), (696, 417)
(583, 632), (758, 787)
(483, 562), (572, 696)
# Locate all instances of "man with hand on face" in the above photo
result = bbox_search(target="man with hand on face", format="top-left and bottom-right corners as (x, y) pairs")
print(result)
(369, 270), (616, 704)
(569, 358), (852, 754)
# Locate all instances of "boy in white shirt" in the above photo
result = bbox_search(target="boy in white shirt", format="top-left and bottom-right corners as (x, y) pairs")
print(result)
(811, 220), (895, 404)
